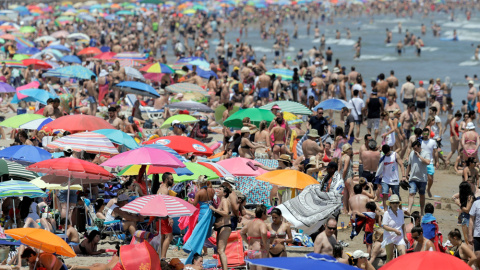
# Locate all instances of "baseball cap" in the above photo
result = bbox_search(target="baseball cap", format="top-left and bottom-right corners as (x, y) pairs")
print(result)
(64, 146), (73, 153)
(171, 120), (181, 126)
(352, 250), (369, 259)
(469, 80), (474, 85)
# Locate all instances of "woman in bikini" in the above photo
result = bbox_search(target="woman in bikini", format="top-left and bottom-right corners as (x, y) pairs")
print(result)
(239, 127), (265, 159)
(73, 230), (106, 255)
(254, 120), (271, 159)
(210, 186), (232, 270)
(446, 111), (462, 166)
(461, 122), (480, 162)
(463, 157), (478, 193)
(392, 109), (405, 152)
(381, 111), (396, 149)
(270, 117), (287, 159)
(369, 228), (387, 269)
(267, 208), (292, 258)
(447, 229), (477, 267)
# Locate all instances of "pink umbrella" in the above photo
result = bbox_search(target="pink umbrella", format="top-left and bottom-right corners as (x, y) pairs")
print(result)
(16, 81), (40, 99)
(216, 157), (268, 176)
(46, 132), (119, 155)
(100, 147), (185, 168)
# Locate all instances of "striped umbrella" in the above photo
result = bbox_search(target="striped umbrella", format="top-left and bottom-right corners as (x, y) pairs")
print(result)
(260, 100), (312, 115)
(43, 66), (95, 79)
(0, 114), (45, 128)
(121, 194), (197, 217)
(113, 52), (146, 60)
(0, 180), (46, 198)
(0, 160), (38, 180)
(2, 60), (25, 68)
(165, 83), (207, 95)
(47, 132), (119, 155)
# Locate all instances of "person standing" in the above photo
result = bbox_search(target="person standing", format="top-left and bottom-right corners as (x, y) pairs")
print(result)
(349, 89), (365, 141)
(308, 107), (330, 137)
(467, 80), (477, 113)
(420, 128), (438, 198)
(400, 75), (416, 111)
(382, 194), (407, 262)
(468, 195), (480, 266)
(406, 141), (431, 215)
(342, 107), (358, 145)
(365, 89), (383, 140)
(377, 145), (406, 210)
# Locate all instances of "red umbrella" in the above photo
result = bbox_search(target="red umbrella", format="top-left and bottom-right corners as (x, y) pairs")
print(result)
(21, 59), (52, 70)
(93, 52), (117, 60)
(143, 136), (213, 156)
(119, 241), (160, 270)
(381, 251), (470, 270)
(139, 63), (154, 72)
(78, 47), (102, 55)
(42, 115), (115, 133)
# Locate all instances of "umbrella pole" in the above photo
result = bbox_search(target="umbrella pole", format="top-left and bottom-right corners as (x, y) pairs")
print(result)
(12, 198), (16, 228)
(157, 219), (162, 259)
(65, 175), (71, 239)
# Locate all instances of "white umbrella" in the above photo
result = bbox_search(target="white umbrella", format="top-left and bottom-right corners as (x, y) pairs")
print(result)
(67, 33), (90, 41)
(125, 67), (145, 81)
(34, 36), (56, 43)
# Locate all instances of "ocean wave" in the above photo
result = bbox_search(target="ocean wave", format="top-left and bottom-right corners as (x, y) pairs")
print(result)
(459, 60), (480, 66)
(325, 38), (356, 46)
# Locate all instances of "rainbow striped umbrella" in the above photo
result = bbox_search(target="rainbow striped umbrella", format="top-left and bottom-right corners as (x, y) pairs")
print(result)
(14, 35), (34, 48)
(46, 132), (119, 155)
(2, 60), (25, 68)
(0, 180), (46, 198)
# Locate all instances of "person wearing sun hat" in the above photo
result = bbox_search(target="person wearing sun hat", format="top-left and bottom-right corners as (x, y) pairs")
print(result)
(382, 194), (407, 262)
(238, 127), (266, 159)
(350, 250), (374, 269)
(301, 129), (323, 170)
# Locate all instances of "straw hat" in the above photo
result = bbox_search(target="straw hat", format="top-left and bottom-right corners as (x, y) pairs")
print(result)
(307, 156), (318, 166)
(240, 127), (250, 133)
(342, 143), (352, 153)
(278, 154), (292, 164)
(308, 129), (320, 138)
(386, 194), (400, 206)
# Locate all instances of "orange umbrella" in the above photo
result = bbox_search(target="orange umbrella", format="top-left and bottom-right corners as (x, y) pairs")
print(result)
(0, 34), (16, 40)
(78, 47), (102, 55)
(5, 228), (76, 257)
(256, 170), (318, 189)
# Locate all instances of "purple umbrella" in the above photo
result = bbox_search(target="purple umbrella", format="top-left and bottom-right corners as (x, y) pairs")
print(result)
(0, 83), (16, 93)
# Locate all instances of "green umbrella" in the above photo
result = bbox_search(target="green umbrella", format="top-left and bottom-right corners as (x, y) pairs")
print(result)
(116, 10), (133, 15)
(214, 105), (239, 126)
(171, 162), (218, 182)
(0, 38), (5, 44)
(0, 114), (45, 128)
(140, 0), (163, 3)
(224, 108), (275, 128)
(161, 115), (199, 129)
(260, 101), (313, 115)
(0, 160), (38, 180)
(19, 26), (36, 33)
(13, 54), (29, 61)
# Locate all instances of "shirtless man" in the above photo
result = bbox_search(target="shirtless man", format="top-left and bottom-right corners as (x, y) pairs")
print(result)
(415, 81), (428, 120)
(65, 219), (80, 243)
(154, 89), (172, 118)
(83, 75), (98, 116)
(360, 139), (381, 197)
(468, 80), (477, 113)
(302, 129), (323, 167)
(400, 75), (415, 111)
(256, 70), (271, 105)
(387, 82), (397, 102)
(347, 67), (359, 90)
(240, 205), (269, 270)
(386, 70), (399, 88)
(400, 103), (419, 144)
(376, 73), (388, 105)
(107, 107), (123, 130)
(272, 76), (282, 101)
(349, 184), (371, 216)
(157, 173), (174, 258)
(313, 217), (337, 256)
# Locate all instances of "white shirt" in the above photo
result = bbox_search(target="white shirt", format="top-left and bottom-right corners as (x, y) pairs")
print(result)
(382, 152), (399, 185)
(136, 21), (144, 31)
(382, 208), (405, 246)
(470, 200), (480, 237)
(421, 139), (437, 164)
(349, 97), (365, 121)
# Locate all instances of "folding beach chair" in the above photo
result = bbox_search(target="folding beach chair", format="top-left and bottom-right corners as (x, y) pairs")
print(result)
(81, 197), (124, 242)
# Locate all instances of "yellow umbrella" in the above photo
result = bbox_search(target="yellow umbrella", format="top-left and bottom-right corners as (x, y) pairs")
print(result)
(182, 92), (205, 101)
(6, 228), (76, 257)
(62, 11), (76, 16)
(283, 111), (302, 124)
(256, 170), (318, 189)
(30, 178), (83, 191)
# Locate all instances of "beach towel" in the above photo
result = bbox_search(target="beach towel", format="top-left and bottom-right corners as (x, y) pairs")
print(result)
(276, 184), (342, 235)
(235, 176), (272, 205)
(99, 84), (109, 103)
(178, 204), (200, 243)
(295, 133), (308, 157)
(182, 202), (214, 264)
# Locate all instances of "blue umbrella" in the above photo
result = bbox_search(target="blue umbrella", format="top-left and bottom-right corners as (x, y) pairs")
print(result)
(100, 46), (111, 52)
(19, 117), (54, 131)
(313, 98), (353, 111)
(143, 144), (192, 176)
(176, 57), (210, 68)
(0, 145), (51, 165)
(17, 47), (40, 55)
(93, 129), (139, 150)
(60, 55), (81, 64)
(43, 66), (95, 80)
(45, 44), (71, 52)
(14, 6), (29, 13)
(78, 13), (96, 22)
(11, 89), (58, 105)
(247, 253), (357, 270)
(182, 65), (218, 79)
(115, 81), (159, 98)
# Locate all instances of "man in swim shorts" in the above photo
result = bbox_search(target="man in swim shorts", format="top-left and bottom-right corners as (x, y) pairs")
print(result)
(256, 70), (271, 105)
(467, 80), (477, 112)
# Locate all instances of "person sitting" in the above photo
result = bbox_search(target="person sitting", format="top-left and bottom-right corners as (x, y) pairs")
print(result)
(332, 243), (349, 264)
(411, 226), (435, 252)
(94, 199), (106, 220)
(349, 250), (375, 270)
(63, 219), (79, 243)
(21, 247), (67, 270)
(73, 230), (106, 255)
(105, 194), (144, 236)
(20, 197), (53, 232)
(184, 253), (204, 270)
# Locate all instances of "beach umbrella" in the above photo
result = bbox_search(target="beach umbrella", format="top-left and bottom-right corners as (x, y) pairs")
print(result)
(0, 34), (15, 40)
(43, 66), (95, 79)
(143, 144), (187, 162)
(43, 115), (115, 133)
(117, 164), (192, 177)
(116, 10), (133, 15)
(0, 114), (45, 128)
(0, 160), (38, 180)
(11, 89), (58, 105)
(165, 83), (207, 95)
(34, 36), (56, 43)
(256, 170), (318, 189)
(14, 36), (35, 48)
(1, 60), (25, 68)
(19, 117), (54, 130)
(161, 115), (199, 128)
(93, 129), (139, 150)
(21, 59), (52, 70)
(45, 44), (70, 52)
(114, 52), (146, 60)
(60, 55), (81, 64)
(217, 157), (268, 177)
(143, 72), (167, 83)
(122, 194), (196, 217)
(260, 100), (312, 115)
(124, 67), (145, 81)
(313, 98), (353, 111)
(19, 26), (36, 33)
(12, 54), (29, 61)
(381, 251), (470, 270)
(284, 111), (303, 125)
(0, 145), (51, 165)
(46, 132), (119, 155)
(247, 253), (357, 270)
(166, 101), (214, 113)
(0, 82), (15, 93)
(266, 69), (304, 82)
(172, 162), (219, 182)
(101, 147), (185, 168)
(197, 162), (234, 178)
(31, 178), (82, 191)
(224, 108), (275, 128)
(17, 47), (40, 55)
(115, 81), (159, 98)
(0, 180), (46, 198)
(143, 136), (213, 156)
(78, 13), (96, 22)
(78, 47), (101, 55)
(140, 0), (164, 3)
(31, 50), (64, 61)
(92, 52), (116, 60)
(50, 30), (69, 38)
(145, 62), (174, 74)
(6, 228), (75, 257)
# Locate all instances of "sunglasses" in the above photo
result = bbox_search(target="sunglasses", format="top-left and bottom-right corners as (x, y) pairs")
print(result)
(390, 202), (400, 205)
(412, 235), (420, 240)
(327, 226), (336, 230)
(318, 112), (323, 114)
